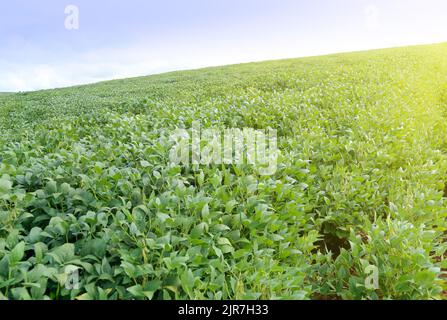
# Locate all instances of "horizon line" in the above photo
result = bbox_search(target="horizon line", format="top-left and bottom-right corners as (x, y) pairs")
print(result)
(4, 40), (446, 94)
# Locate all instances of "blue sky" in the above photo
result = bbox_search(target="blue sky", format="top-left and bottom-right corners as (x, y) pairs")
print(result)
(1, 0), (446, 92)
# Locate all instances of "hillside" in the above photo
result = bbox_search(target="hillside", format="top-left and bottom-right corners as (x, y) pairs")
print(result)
(1, 43), (447, 300)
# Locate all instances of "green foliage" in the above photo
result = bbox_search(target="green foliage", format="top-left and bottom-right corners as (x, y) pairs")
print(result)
(1, 43), (447, 300)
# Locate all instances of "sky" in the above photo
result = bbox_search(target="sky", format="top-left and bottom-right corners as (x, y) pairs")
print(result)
(1, 0), (447, 92)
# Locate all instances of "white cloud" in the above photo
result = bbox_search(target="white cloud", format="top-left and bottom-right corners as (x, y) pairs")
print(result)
(1, 64), (75, 92)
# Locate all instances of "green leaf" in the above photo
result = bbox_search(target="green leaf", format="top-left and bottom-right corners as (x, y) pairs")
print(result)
(79, 239), (107, 258)
(180, 269), (195, 298)
(201, 204), (210, 218)
(47, 243), (75, 264)
(9, 241), (26, 265)
(217, 237), (232, 246)
(143, 280), (162, 300)
(45, 180), (58, 194)
(127, 285), (144, 298)
(140, 160), (151, 168)
(0, 178), (12, 193)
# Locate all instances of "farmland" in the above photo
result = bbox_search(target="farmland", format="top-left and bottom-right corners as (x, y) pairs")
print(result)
(1, 43), (447, 300)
